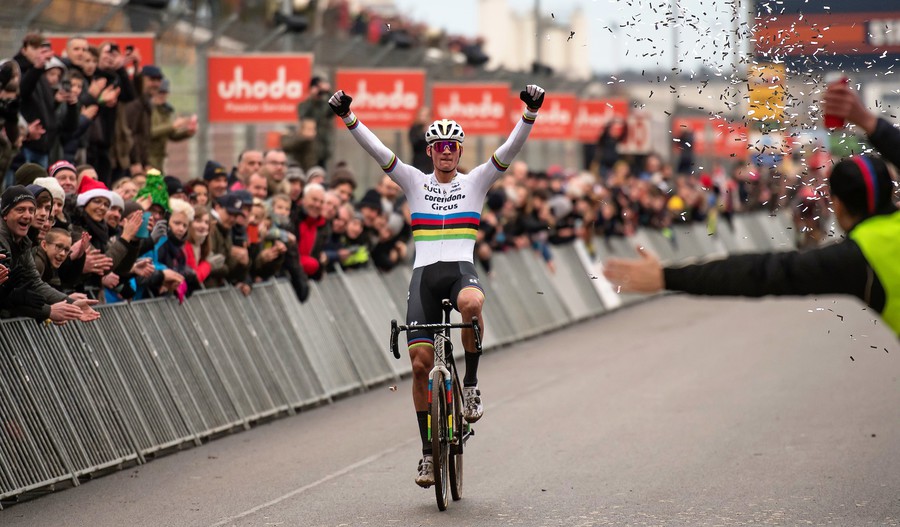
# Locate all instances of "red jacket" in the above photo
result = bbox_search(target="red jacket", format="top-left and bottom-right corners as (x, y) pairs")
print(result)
(184, 243), (211, 284)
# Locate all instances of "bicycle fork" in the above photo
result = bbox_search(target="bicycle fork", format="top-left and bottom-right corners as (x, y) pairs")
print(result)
(427, 365), (452, 442)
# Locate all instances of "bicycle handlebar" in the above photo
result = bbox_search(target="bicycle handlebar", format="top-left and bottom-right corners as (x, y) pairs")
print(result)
(390, 319), (401, 359)
(388, 319), (483, 359)
(471, 316), (482, 353)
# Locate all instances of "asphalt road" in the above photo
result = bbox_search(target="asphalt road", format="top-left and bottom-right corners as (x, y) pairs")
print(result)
(3, 295), (899, 527)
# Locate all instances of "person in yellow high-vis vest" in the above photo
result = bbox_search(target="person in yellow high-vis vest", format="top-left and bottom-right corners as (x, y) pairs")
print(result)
(602, 153), (899, 337)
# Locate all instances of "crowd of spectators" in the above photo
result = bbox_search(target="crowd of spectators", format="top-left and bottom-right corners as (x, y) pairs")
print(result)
(0, 31), (849, 326)
(319, 0), (490, 68)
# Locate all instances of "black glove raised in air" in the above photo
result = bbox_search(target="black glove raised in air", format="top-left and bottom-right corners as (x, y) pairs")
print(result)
(328, 90), (353, 117)
(519, 84), (545, 111)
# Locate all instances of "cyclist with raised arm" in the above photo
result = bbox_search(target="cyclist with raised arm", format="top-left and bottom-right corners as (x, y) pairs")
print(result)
(330, 84), (545, 487)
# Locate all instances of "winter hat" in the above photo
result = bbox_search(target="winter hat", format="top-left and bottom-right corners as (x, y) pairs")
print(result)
(829, 155), (897, 218)
(164, 175), (185, 197)
(136, 169), (170, 212)
(31, 176), (65, 204)
(123, 200), (143, 218)
(1, 185), (37, 217)
(49, 160), (77, 180)
(486, 190), (506, 212)
(356, 189), (382, 211)
(109, 191), (125, 211)
(203, 160), (228, 182)
(286, 165), (305, 182)
(305, 165), (326, 184)
(25, 183), (51, 204)
(14, 163), (47, 186)
(141, 64), (163, 79)
(76, 177), (115, 208)
(44, 56), (66, 73)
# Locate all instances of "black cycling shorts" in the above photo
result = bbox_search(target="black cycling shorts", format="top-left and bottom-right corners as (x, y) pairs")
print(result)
(406, 261), (484, 350)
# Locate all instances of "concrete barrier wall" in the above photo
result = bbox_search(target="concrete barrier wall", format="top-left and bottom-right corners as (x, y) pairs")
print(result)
(0, 210), (794, 507)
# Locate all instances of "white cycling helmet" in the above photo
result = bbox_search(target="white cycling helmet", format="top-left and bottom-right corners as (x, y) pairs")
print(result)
(425, 119), (465, 144)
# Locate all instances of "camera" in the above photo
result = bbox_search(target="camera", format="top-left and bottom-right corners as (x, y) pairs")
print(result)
(61, 79), (71, 93)
(0, 248), (10, 269)
(125, 45), (134, 54)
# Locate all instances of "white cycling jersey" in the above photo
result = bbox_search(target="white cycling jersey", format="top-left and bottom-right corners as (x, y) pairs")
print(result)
(342, 108), (538, 268)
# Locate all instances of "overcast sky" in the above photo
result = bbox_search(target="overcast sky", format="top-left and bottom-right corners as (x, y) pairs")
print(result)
(392, 0), (750, 75)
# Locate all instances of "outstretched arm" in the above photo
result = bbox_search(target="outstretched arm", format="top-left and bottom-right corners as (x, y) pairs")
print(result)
(480, 85), (545, 184)
(329, 90), (419, 189)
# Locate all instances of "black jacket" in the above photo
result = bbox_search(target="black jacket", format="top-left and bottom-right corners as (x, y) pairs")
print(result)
(868, 117), (900, 170)
(0, 220), (70, 320)
(16, 52), (78, 155)
(664, 239), (886, 314)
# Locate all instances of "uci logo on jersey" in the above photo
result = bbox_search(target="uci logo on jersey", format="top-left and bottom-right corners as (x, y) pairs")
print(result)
(469, 278), (478, 284)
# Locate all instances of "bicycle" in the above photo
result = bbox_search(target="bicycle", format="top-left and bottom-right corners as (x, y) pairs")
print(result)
(390, 299), (482, 511)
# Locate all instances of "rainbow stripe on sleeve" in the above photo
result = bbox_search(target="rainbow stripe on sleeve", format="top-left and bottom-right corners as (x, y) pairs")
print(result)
(381, 154), (398, 173)
(411, 211), (480, 242)
(345, 116), (359, 130)
(521, 112), (536, 125)
(491, 153), (510, 172)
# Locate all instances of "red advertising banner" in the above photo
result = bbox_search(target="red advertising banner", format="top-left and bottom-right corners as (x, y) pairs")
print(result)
(335, 69), (426, 128)
(46, 33), (155, 68)
(620, 113), (653, 154)
(574, 98), (630, 142)
(672, 117), (711, 155)
(672, 117), (748, 159)
(207, 54), (312, 123)
(509, 92), (577, 140)
(755, 12), (900, 56)
(711, 120), (748, 160)
(431, 83), (509, 136)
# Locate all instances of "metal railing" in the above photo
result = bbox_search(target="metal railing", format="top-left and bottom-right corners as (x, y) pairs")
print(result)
(0, 211), (795, 508)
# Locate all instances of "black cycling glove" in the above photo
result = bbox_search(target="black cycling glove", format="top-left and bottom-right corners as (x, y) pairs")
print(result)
(328, 90), (353, 117)
(519, 84), (545, 111)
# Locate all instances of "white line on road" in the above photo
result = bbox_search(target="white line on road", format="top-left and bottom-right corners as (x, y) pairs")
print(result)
(208, 438), (417, 527)
(208, 372), (564, 527)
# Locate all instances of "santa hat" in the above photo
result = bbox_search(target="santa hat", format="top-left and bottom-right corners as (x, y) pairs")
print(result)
(76, 177), (115, 208)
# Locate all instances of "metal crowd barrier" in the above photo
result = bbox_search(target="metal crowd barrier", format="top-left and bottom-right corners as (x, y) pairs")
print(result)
(0, 219), (795, 508)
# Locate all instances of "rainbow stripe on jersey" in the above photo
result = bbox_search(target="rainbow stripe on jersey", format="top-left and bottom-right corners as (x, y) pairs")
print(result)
(411, 211), (480, 242)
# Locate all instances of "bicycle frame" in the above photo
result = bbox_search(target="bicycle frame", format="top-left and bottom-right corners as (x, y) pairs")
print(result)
(389, 299), (482, 510)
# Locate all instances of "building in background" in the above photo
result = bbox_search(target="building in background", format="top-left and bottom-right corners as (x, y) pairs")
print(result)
(478, 0), (590, 80)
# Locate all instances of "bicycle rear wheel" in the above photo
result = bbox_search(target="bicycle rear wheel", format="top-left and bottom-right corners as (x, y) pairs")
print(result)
(449, 373), (464, 501)
(430, 370), (450, 511)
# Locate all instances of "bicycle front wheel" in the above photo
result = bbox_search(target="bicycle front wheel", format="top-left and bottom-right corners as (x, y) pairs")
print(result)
(449, 374), (464, 501)
(431, 370), (450, 511)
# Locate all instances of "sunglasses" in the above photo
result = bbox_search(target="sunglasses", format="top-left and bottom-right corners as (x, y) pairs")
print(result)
(431, 140), (460, 153)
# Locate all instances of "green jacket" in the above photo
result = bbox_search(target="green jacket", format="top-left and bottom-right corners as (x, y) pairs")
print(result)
(149, 102), (193, 171)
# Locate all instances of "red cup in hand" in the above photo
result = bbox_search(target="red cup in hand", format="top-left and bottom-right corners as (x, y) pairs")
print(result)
(824, 76), (849, 129)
